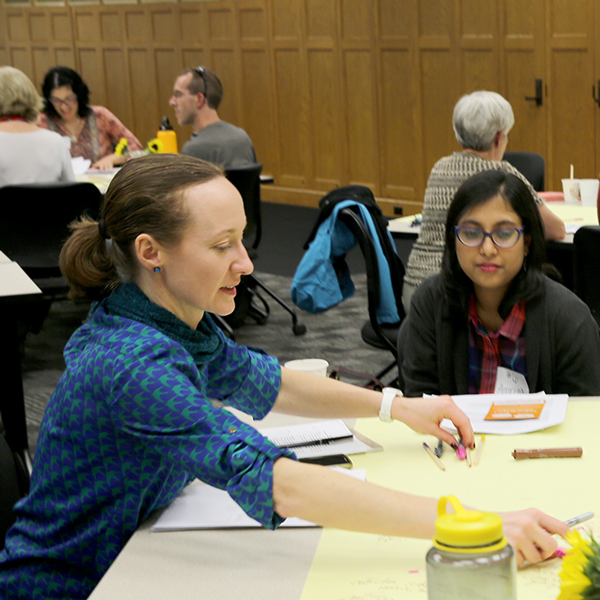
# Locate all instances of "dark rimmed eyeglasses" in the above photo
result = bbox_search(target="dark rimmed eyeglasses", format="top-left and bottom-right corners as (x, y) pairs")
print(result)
(193, 66), (209, 98)
(454, 226), (524, 249)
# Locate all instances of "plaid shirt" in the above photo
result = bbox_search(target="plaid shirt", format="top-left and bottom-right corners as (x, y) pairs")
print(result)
(468, 295), (527, 394)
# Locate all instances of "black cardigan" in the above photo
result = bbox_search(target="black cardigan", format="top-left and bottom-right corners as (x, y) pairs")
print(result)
(398, 274), (600, 397)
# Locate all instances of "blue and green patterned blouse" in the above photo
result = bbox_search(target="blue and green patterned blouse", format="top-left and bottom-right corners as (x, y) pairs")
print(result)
(0, 283), (291, 599)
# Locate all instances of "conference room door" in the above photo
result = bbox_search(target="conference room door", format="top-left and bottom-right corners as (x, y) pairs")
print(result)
(502, 0), (599, 191)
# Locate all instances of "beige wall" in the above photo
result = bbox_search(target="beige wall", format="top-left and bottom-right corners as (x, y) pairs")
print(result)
(1, 0), (599, 216)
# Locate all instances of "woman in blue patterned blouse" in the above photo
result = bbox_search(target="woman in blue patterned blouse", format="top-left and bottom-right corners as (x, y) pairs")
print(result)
(0, 155), (568, 599)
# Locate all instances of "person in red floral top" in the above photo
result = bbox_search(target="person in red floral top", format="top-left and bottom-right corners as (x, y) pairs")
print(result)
(38, 66), (143, 171)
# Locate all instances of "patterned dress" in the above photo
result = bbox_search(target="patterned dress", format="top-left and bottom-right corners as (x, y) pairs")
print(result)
(0, 283), (291, 599)
(403, 152), (544, 289)
(38, 106), (142, 163)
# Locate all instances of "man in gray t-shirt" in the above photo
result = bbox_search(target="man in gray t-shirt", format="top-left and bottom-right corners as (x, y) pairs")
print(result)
(169, 67), (257, 169)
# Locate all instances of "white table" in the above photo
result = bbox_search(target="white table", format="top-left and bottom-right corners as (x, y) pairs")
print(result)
(89, 399), (600, 600)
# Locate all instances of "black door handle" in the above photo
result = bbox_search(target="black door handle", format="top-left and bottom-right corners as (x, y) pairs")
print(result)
(593, 80), (600, 107)
(525, 78), (543, 106)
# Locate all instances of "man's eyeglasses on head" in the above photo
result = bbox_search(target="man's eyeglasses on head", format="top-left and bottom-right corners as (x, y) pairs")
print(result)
(193, 66), (209, 98)
(454, 226), (524, 249)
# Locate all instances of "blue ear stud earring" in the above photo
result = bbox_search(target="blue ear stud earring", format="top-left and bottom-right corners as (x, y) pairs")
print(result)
(154, 267), (161, 273)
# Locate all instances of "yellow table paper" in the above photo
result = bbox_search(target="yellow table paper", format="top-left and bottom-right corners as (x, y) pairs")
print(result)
(300, 401), (600, 600)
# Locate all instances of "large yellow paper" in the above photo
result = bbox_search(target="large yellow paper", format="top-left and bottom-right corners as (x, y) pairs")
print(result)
(300, 401), (600, 600)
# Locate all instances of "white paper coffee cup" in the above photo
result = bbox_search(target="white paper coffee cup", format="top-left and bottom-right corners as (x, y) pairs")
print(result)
(579, 178), (599, 207)
(284, 358), (329, 377)
(562, 178), (580, 202)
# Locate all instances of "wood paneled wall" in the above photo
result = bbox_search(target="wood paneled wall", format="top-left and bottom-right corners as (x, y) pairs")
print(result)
(1, 0), (600, 216)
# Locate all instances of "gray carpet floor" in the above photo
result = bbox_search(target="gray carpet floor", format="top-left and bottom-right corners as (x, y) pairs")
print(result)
(21, 272), (396, 456)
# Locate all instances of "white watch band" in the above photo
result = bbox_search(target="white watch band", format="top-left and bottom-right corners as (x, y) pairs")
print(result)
(379, 387), (402, 422)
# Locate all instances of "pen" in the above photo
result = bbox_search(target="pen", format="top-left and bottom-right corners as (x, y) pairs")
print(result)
(434, 439), (444, 458)
(565, 512), (595, 527)
(279, 434), (354, 449)
(474, 434), (485, 466)
(423, 442), (446, 471)
(512, 447), (583, 460)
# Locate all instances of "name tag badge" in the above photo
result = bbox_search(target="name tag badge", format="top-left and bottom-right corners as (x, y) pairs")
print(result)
(493, 366), (529, 395)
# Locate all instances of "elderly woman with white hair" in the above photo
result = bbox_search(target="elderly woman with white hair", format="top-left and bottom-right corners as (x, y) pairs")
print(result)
(402, 90), (565, 311)
(0, 66), (74, 186)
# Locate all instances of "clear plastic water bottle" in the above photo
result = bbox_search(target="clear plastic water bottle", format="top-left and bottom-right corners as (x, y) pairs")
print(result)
(426, 495), (516, 600)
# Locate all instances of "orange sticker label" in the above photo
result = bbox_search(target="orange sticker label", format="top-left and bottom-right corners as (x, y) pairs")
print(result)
(484, 402), (545, 421)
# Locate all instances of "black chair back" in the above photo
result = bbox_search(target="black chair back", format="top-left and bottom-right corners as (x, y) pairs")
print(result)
(574, 225), (600, 327)
(338, 207), (405, 357)
(0, 181), (102, 293)
(502, 151), (545, 192)
(0, 433), (29, 551)
(226, 163), (263, 253)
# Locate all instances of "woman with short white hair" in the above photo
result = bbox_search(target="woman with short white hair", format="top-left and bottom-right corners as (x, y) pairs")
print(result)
(402, 90), (564, 312)
(0, 66), (74, 186)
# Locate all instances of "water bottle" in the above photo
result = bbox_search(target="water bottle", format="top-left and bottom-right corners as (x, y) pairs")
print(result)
(157, 116), (178, 154)
(426, 495), (516, 600)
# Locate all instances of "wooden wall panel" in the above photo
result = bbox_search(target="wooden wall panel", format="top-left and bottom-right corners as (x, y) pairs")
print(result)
(307, 48), (342, 190)
(271, 0), (301, 40)
(104, 48), (131, 126)
(379, 48), (419, 200)
(154, 48), (179, 132)
(240, 48), (278, 174)
(6, 0), (600, 215)
(501, 0), (546, 157)
(207, 6), (235, 40)
(547, 0), (595, 187)
(274, 48), (309, 187)
(378, 0), (412, 40)
(343, 49), (378, 190)
(306, 0), (335, 39)
(340, 0), (372, 41)
(210, 49), (240, 125)
(420, 50), (458, 175)
(128, 48), (158, 142)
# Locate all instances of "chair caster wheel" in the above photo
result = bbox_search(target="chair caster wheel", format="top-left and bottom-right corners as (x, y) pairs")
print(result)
(293, 323), (307, 336)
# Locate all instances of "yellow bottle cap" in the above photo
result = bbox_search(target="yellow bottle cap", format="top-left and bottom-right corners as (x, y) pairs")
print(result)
(433, 495), (507, 553)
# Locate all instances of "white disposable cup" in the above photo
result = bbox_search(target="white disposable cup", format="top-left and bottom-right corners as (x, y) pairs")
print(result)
(284, 358), (329, 377)
(579, 178), (599, 207)
(561, 178), (581, 202)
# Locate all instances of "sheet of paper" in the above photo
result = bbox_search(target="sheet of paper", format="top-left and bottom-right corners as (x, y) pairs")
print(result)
(437, 393), (568, 434)
(71, 156), (91, 175)
(260, 419), (382, 459)
(151, 468), (366, 531)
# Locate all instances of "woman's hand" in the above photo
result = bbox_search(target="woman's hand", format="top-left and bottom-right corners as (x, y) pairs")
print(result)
(499, 509), (569, 565)
(392, 395), (474, 449)
(91, 153), (126, 171)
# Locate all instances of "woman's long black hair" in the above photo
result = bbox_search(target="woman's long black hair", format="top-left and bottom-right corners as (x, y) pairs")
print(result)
(41, 66), (92, 119)
(440, 169), (546, 317)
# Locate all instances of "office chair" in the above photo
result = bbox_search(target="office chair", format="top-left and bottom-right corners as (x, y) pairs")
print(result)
(502, 151), (545, 192)
(293, 185), (405, 385)
(0, 432), (29, 551)
(337, 207), (405, 383)
(222, 164), (306, 336)
(573, 225), (600, 327)
(0, 181), (103, 299)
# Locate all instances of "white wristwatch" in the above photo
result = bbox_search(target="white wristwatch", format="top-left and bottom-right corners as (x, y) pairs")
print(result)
(379, 387), (403, 422)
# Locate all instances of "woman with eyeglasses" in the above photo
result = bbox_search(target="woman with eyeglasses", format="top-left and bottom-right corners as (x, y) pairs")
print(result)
(37, 66), (143, 171)
(0, 66), (75, 185)
(398, 169), (600, 397)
